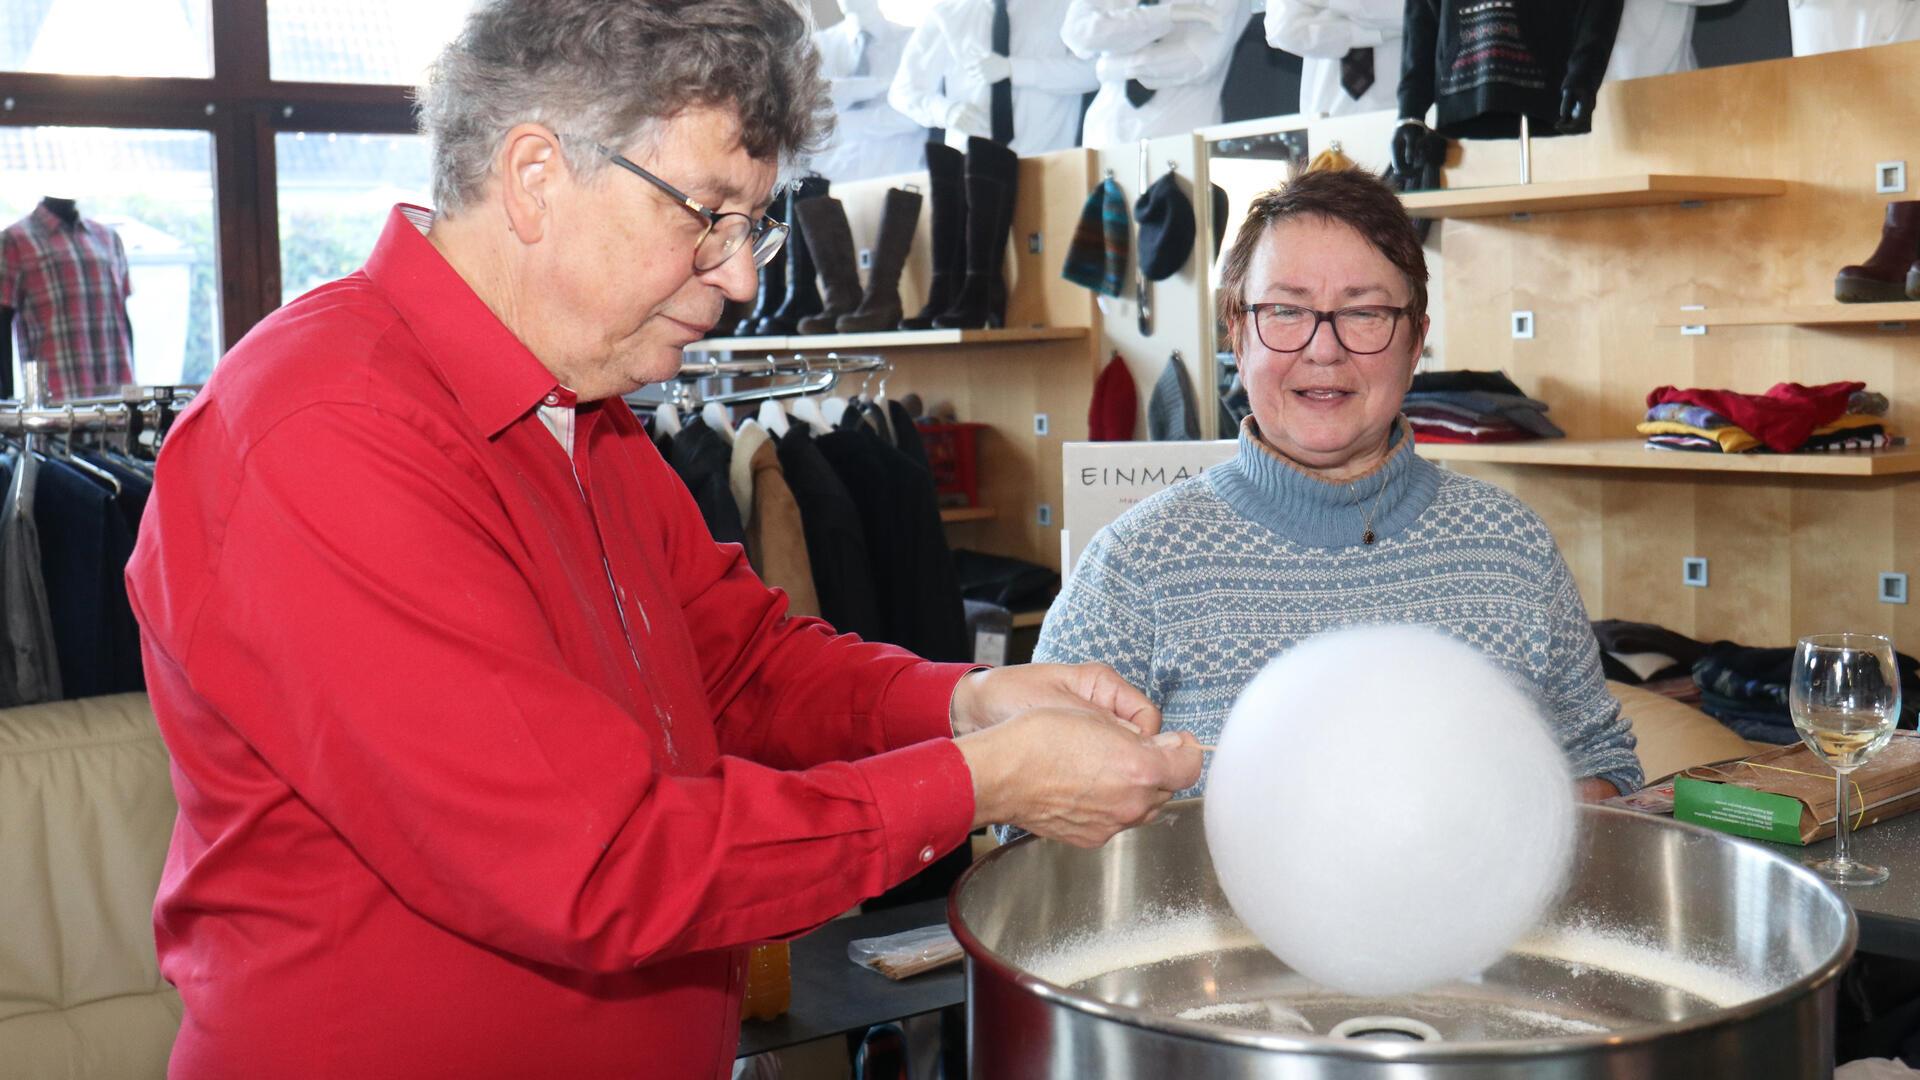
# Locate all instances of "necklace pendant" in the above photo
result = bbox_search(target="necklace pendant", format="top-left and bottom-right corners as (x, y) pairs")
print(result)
(1363, 530), (1375, 545)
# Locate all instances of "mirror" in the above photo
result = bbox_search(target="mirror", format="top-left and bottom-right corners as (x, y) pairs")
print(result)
(1198, 120), (1310, 438)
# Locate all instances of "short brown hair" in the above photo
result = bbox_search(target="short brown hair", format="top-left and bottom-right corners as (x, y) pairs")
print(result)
(1216, 168), (1428, 355)
(419, 0), (833, 213)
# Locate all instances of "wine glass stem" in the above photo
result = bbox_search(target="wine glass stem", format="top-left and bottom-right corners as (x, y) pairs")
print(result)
(1835, 767), (1854, 868)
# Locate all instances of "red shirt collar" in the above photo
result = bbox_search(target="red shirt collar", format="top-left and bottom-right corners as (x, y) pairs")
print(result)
(363, 204), (562, 439)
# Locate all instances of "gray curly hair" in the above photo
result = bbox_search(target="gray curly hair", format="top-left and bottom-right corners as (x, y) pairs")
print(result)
(416, 0), (834, 214)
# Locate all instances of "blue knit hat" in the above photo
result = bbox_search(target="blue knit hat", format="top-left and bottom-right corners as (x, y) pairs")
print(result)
(1061, 178), (1128, 297)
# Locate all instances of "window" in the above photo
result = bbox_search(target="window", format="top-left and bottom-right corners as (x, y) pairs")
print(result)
(276, 131), (432, 304)
(268, 0), (476, 85)
(0, 126), (220, 389)
(2, 0), (214, 78)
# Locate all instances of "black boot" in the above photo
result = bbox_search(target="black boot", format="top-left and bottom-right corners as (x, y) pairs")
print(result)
(713, 298), (751, 340)
(795, 196), (862, 335)
(734, 241), (787, 336)
(900, 142), (966, 331)
(934, 137), (1019, 330)
(758, 176), (830, 335)
(838, 187), (923, 333)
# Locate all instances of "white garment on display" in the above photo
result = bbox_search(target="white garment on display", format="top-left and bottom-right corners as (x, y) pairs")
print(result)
(1604, 0), (1733, 81)
(807, 6), (927, 181)
(887, 0), (1099, 155)
(1062, 0), (1244, 149)
(1265, 0), (1401, 118)
(1789, 0), (1920, 56)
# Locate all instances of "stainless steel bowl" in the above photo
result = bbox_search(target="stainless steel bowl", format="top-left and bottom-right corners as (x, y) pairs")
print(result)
(950, 802), (1855, 1078)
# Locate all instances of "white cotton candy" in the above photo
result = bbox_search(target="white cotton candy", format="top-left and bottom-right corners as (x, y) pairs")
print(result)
(1204, 624), (1576, 997)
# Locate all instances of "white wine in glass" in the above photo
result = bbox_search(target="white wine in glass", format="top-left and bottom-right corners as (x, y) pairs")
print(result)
(1790, 633), (1901, 887)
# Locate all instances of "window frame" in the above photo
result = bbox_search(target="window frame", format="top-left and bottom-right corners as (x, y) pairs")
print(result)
(0, 0), (421, 355)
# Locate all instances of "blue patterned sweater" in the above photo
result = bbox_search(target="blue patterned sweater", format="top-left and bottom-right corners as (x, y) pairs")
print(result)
(1035, 420), (1642, 803)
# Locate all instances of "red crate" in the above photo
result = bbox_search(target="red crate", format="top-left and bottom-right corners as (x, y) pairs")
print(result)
(918, 421), (988, 508)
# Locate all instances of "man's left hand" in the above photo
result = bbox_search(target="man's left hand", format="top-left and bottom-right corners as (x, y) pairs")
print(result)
(950, 663), (1162, 738)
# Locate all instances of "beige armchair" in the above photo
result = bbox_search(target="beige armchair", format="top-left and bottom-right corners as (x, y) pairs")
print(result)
(0, 693), (180, 1079)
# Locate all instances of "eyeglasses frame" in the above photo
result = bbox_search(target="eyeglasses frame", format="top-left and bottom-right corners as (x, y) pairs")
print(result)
(1243, 302), (1416, 356)
(588, 142), (788, 272)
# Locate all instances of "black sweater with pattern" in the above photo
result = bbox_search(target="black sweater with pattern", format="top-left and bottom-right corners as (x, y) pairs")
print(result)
(1399, 0), (1624, 139)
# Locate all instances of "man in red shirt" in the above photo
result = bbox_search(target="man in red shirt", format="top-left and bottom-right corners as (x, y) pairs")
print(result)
(125, 2), (1201, 1077)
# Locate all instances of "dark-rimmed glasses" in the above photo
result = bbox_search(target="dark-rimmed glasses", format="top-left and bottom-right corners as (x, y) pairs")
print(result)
(590, 143), (788, 272)
(1246, 303), (1412, 355)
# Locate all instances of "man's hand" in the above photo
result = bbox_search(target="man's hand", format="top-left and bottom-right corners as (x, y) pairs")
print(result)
(949, 662), (1162, 737)
(957, 708), (1203, 847)
(963, 50), (1013, 86)
(942, 99), (991, 137)
(1576, 777), (1617, 803)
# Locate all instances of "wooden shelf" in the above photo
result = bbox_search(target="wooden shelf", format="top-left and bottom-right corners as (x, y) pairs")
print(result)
(1655, 302), (1920, 328)
(939, 506), (997, 524)
(1010, 610), (1047, 629)
(685, 326), (1089, 354)
(1399, 175), (1787, 219)
(1417, 439), (1920, 476)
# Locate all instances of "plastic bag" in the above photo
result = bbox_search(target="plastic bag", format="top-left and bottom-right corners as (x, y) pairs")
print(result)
(847, 924), (963, 981)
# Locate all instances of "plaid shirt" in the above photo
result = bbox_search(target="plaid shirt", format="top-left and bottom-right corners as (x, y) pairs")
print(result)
(2, 204), (135, 401)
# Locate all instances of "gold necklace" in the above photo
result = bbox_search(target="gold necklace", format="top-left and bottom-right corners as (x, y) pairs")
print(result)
(1360, 465), (1392, 545)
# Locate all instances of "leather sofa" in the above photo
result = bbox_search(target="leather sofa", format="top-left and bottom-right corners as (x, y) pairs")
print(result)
(0, 693), (180, 1079)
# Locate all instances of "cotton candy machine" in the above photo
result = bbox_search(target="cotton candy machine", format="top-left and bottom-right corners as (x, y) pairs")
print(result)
(950, 802), (1854, 1078)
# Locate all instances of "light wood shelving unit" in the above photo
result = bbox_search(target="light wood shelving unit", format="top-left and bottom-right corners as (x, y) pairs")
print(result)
(1417, 440), (1920, 477)
(1655, 302), (1920, 328)
(939, 506), (997, 524)
(1010, 610), (1047, 629)
(686, 326), (1089, 354)
(1399, 174), (1786, 219)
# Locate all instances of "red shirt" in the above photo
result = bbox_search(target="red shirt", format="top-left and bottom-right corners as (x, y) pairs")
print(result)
(127, 206), (977, 1079)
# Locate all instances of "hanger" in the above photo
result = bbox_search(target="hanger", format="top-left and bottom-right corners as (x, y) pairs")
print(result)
(40, 407), (122, 495)
(701, 399), (735, 442)
(654, 399), (682, 437)
(789, 361), (832, 434)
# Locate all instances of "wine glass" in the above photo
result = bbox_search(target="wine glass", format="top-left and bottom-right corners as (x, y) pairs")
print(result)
(1790, 633), (1901, 887)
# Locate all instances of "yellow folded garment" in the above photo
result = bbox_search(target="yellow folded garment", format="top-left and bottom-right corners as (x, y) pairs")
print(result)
(1811, 413), (1886, 436)
(1636, 420), (1759, 453)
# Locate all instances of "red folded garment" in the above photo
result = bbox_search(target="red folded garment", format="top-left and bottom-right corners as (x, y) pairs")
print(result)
(1645, 381), (1863, 453)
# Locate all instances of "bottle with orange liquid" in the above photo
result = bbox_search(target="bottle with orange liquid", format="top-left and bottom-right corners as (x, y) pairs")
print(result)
(741, 941), (791, 1021)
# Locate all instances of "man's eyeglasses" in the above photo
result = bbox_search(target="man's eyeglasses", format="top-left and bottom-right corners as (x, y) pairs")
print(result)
(1246, 303), (1412, 355)
(590, 143), (788, 273)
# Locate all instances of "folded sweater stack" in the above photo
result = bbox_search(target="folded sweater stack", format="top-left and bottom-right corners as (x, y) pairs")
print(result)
(1404, 370), (1565, 444)
(1637, 381), (1895, 454)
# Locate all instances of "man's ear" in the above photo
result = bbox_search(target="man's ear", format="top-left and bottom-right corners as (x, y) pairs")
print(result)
(500, 124), (567, 244)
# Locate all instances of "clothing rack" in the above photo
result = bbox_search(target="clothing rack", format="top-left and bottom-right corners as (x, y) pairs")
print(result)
(628, 352), (887, 410)
(1, 364), (194, 442)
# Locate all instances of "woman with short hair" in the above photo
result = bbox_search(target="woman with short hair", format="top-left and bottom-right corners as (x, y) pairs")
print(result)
(1035, 167), (1640, 806)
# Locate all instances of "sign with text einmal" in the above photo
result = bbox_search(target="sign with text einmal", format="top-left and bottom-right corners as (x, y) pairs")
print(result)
(1061, 440), (1236, 575)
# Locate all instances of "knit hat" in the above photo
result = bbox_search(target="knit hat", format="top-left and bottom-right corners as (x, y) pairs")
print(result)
(1134, 172), (1194, 282)
(1089, 352), (1138, 441)
(1062, 178), (1129, 297)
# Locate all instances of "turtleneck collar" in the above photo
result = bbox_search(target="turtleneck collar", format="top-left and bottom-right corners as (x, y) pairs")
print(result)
(1206, 416), (1442, 549)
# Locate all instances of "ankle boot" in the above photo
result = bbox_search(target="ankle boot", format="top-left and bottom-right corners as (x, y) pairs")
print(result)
(934, 137), (1020, 330)
(1908, 260), (1920, 300)
(900, 142), (966, 330)
(759, 176), (830, 335)
(734, 243), (788, 336)
(837, 187), (923, 333)
(795, 196), (863, 335)
(1837, 201), (1920, 303)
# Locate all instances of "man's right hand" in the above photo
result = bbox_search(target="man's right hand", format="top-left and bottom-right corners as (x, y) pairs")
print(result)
(956, 708), (1203, 848)
(942, 99), (991, 137)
